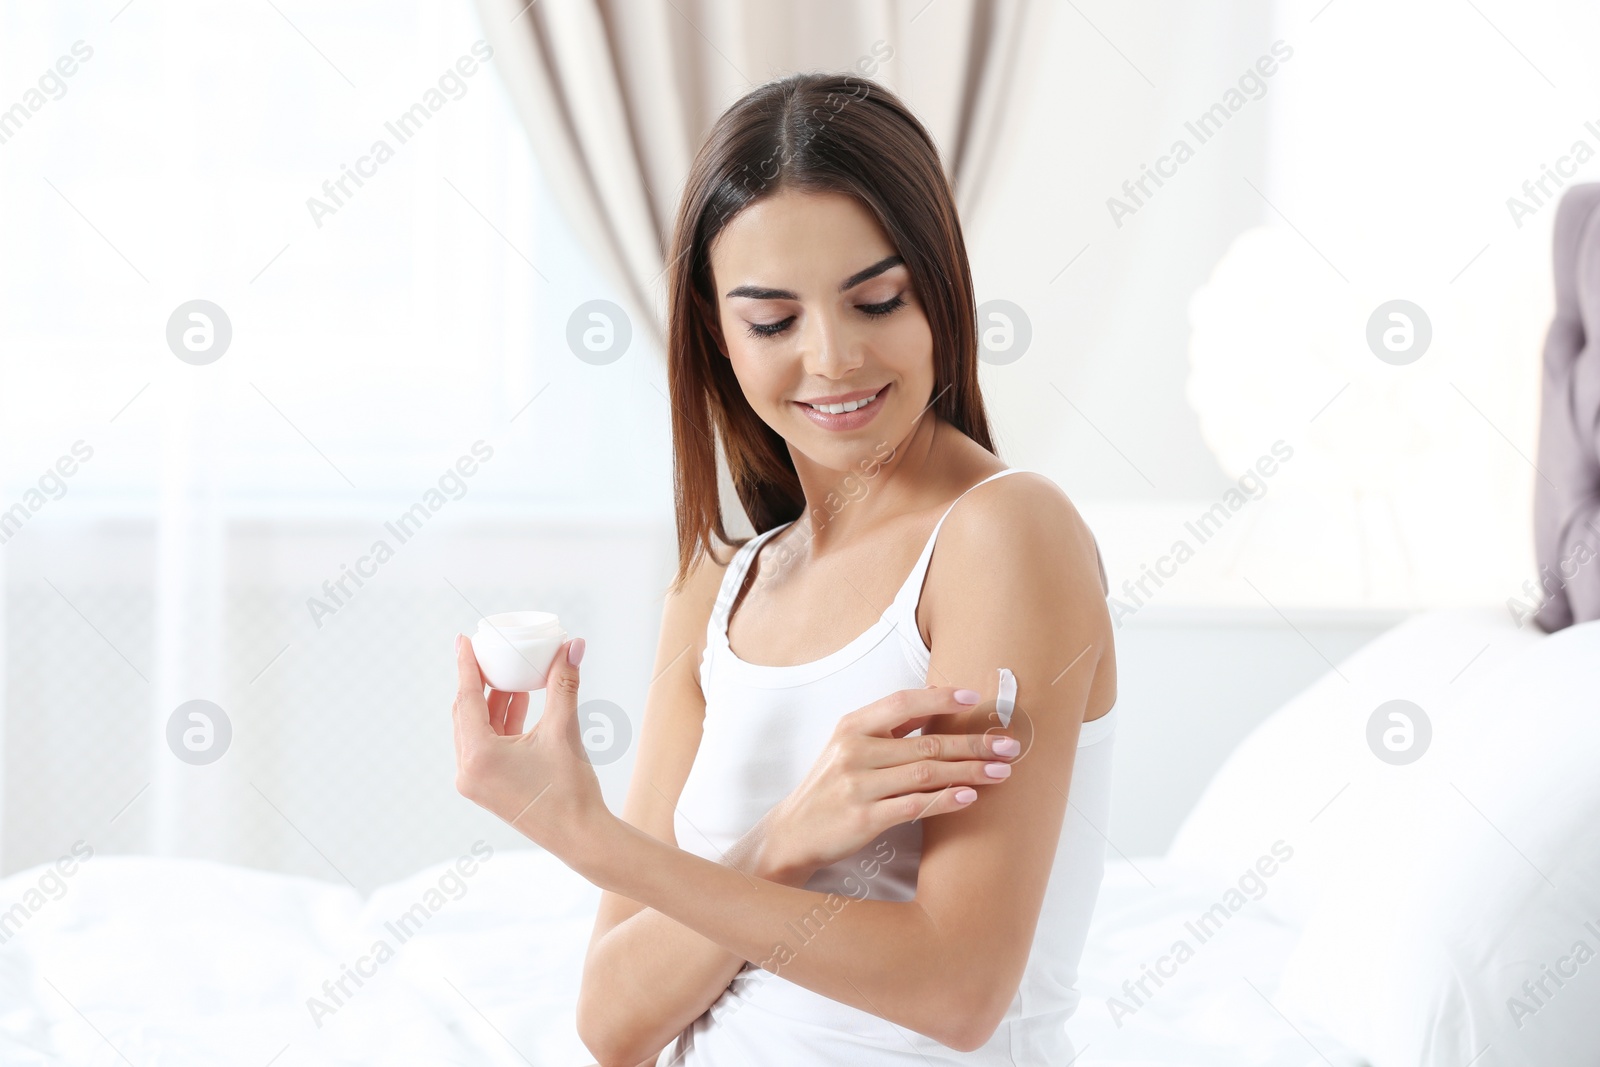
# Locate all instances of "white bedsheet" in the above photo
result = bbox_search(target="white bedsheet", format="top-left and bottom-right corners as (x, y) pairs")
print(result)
(0, 849), (1359, 1066)
(1073, 858), (1364, 1066)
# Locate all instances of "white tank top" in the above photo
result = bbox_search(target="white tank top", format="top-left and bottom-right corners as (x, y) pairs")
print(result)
(660, 467), (1118, 1066)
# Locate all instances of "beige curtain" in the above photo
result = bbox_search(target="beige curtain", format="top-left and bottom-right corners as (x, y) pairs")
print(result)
(472, 0), (1054, 355)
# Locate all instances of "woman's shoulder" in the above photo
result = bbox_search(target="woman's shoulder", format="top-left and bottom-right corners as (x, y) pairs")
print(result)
(660, 537), (743, 650)
(671, 536), (740, 608)
(935, 467), (1106, 603)
(924, 467), (1117, 713)
(952, 466), (1078, 531)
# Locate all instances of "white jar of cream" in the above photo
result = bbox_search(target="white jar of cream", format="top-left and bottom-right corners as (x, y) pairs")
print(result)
(469, 611), (568, 692)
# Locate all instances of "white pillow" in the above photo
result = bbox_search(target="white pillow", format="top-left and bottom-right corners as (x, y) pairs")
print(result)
(1164, 607), (1548, 929)
(1275, 619), (1600, 1066)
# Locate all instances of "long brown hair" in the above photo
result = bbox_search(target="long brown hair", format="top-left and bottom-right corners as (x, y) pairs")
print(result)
(665, 71), (997, 593)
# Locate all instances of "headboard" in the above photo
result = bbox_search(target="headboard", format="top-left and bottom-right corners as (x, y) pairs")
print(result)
(1531, 183), (1600, 633)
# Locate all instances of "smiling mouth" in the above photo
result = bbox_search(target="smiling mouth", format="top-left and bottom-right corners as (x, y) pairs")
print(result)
(795, 384), (887, 414)
(792, 383), (890, 432)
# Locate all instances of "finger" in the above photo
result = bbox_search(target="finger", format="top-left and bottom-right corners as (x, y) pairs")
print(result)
(869, 784), (980, 831)
(858, 686), (981, 738)
(504, 690), (531, 735)
(889, 714), (935, 739)
(863, 726), (1017, 768)
(487, 689), (512, 734)
(541, 637), (585, 742)
(454, 634), (494, 739)
(456, 632), (485, 693)
(878, 757), (1012, 799)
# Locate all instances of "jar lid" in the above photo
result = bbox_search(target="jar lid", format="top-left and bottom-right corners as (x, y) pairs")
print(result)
(476, 611), (563, 639)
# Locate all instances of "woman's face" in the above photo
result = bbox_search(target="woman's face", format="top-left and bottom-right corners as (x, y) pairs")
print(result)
(707, 188), (934, 471)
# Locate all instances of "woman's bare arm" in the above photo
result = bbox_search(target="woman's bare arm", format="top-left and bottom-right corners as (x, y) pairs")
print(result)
(576, 544), (819, 1067)
(564, 475), (1112, 1053)
(585, 817), (813, 1067)
(910, 472), (1116, 1041)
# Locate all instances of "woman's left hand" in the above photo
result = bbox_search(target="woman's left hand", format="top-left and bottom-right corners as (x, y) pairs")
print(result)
(450, 633), (608, 855)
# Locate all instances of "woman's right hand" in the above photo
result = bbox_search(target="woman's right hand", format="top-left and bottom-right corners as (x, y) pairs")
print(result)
(760, 685), (1022, 883)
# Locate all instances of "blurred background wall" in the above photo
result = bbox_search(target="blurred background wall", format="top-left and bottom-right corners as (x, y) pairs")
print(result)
(1, 0), (1590, 887)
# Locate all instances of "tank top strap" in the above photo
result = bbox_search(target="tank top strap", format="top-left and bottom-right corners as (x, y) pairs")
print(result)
(709, 522), (793, 638)
(887, 467), (1029, 616)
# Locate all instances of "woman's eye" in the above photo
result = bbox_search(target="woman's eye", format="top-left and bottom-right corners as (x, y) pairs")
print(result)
(745, 316), (794, 339)
(859, 294), (905, 318)
(742, 295), (904, 340)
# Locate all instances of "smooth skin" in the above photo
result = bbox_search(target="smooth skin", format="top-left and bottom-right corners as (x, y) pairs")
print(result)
(451, 188), (1116, 1067)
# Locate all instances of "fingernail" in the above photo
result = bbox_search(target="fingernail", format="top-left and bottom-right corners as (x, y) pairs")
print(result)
(991, 736), (1021, 756)
(954, 787), (977, 803)
(954, 688), (980, 705)
(567, 637), (586, 667)
(984, 762), (1012, 778)
(455, 634), (463, 654)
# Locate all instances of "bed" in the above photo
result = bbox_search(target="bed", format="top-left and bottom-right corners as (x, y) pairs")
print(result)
(0, 840), (1355, 1066)
(4, 601), (1596, 1066)
(5, 183), (1600, 1067)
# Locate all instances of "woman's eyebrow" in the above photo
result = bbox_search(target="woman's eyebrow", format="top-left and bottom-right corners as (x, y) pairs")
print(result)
(724, 254), (904, 300)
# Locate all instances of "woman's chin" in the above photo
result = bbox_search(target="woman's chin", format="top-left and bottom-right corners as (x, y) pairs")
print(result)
(788, 428), (902, 478)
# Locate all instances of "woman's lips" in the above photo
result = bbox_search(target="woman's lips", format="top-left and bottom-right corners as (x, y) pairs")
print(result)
(794, 383), (889, 432)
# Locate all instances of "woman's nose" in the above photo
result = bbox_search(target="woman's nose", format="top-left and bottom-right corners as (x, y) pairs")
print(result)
(800, 311), (863, 378)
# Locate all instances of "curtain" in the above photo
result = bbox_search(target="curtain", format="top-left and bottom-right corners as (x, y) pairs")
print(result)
(471, 0), (1054, 355)
(1, 1), (669, 882)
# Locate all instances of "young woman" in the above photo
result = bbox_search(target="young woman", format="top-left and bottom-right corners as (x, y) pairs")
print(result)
(450, 71), (1118, 1066)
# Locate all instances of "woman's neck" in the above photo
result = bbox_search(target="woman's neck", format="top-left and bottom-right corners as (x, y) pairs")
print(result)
(784, 411), (946, 558)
